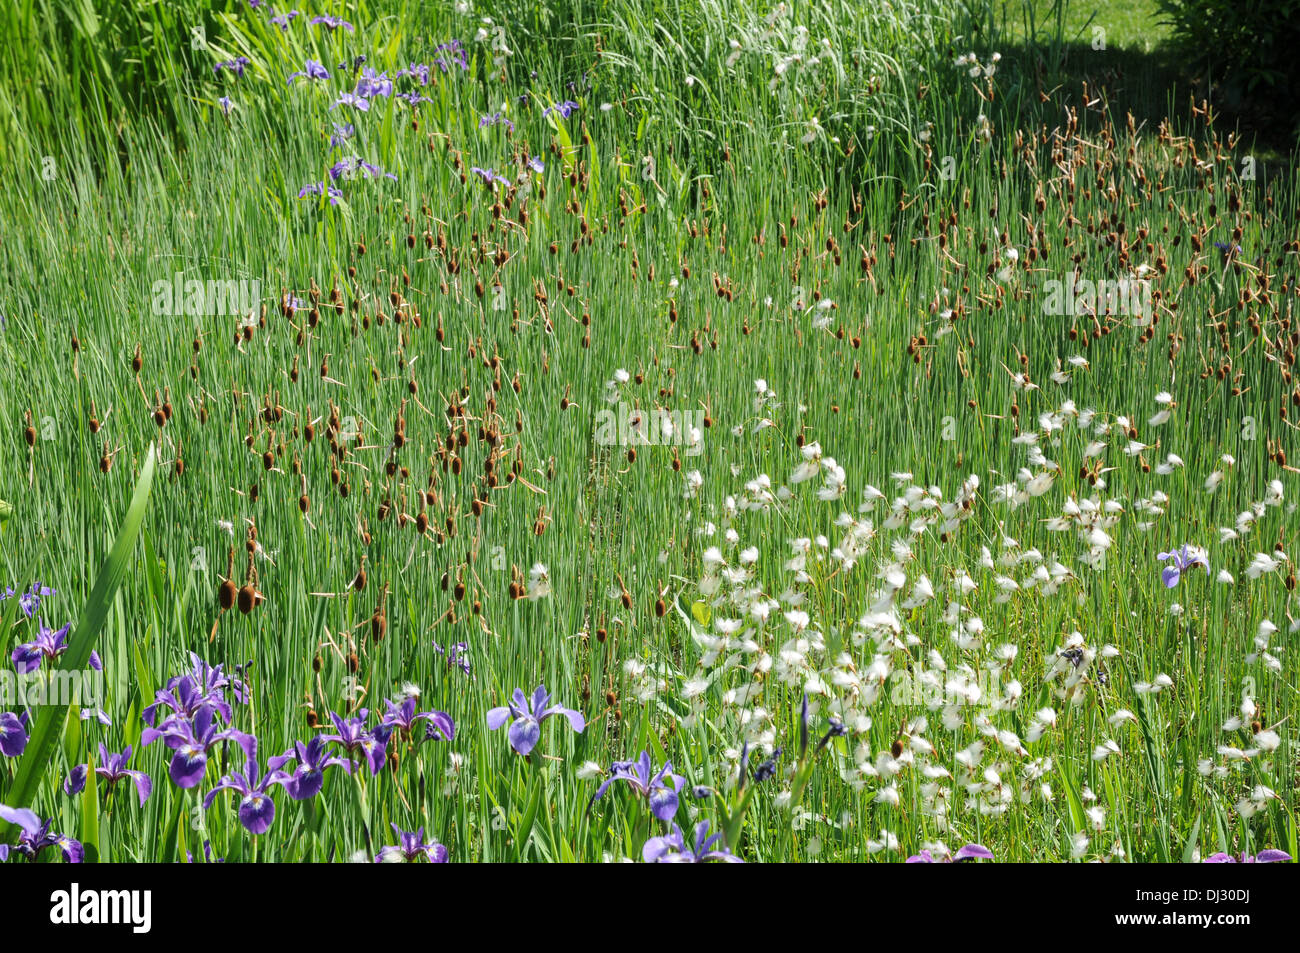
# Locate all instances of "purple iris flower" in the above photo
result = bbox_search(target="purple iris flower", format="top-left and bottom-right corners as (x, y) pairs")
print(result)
(1203, 849), (1291, 863)
(218, 96), (233, 117)
(480, 112), (515, 132)
(330, 123), (355, 146)
(202, 735), (292, 835)
(201, 660), (246, 689)
(93, 744), (152, 807)
(907, 843), (994, 863)
(10, 621), (67, 672)
(168, 652), (247, 709)
(205, 654), (246, 695)
(298, 181), (345, 205)
(469, 166), (510, 188)
(543, 100), (580, 120)
(590, 751), (685, 822)
(288, 59), (330, 84)
(486, 685), (584, 756)
(376, 825), (449, 863)
(270, 10), (300, 30)
(322, 710), (392, 775)
(332, 92), (371, 112)
(798, 693), (810, 757)
(380, 697), (455, 742)
(396, 92), (433, 105)
(328, 157), (397, 182)
(816, 717), (848, 754)
(80, 706), (111, 726)
(183, 840), (225, 863)
(398, 62), (432, 85)
(214, 57), (250, 78)
(2, 581), (55, 618)
(643, 820), (743, 863)
(527, 155), (544, 173)
(433, 640), (472, 676)
(0, 805), (82, 863)
(281, 292), (307, 313)
(1157, 544), (1208, 588)
(142, 704), (242, 789)
(752, 746), (782, 783)
(63, 764), (87, 796)
(355, 68), (393, 99)
(310, 14), (354, 31)
(11, 621), (100, 674)
(0, 710), (28, 757)
(432, 40), (469, 72)
(268, 735), (352, 800)
(143, 673), (232, 728)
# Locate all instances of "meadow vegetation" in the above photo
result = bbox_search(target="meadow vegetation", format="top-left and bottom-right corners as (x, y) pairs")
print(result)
(0, 0), (1296, 864)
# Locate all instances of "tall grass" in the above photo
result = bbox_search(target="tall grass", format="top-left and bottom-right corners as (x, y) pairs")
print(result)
(0, 0), (1296, 863)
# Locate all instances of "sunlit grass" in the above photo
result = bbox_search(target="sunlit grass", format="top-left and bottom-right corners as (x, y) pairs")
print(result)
(0, 0), (1296, 864)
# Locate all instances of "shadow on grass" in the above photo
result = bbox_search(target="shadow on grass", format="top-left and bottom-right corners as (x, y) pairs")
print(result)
(988, 36), (1295, 163)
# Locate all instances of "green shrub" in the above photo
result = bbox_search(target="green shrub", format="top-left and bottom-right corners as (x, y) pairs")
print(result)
(1156, 0), (1300, 128)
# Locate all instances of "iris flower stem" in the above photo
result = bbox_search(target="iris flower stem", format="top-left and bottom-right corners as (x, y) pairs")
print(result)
(349, 766), (371, 853)
(632, 807), (655, 851)
(190, 790), (205, 864)
(788, 758), (814, 810)
(722, 785), (755, 850)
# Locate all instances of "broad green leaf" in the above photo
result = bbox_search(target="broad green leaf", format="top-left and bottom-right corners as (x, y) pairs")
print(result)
(61, 700), (82, 764)
(81, 750), (100, 864)
(1181, 814), (1202, 864)
(690, 600), (710, 627)
(516, 779), (542, 856)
